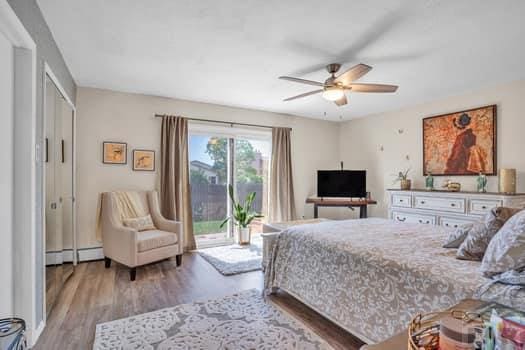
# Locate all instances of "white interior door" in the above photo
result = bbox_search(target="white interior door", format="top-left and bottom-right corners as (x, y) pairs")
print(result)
(0, 28), (14, 317)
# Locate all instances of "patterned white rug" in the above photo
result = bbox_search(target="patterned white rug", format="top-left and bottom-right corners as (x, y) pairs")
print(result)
(93, 289), (332, 349)
(197, 238), (263, 275)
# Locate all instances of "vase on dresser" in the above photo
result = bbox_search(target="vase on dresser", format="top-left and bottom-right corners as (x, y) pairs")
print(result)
(499, 168), (517, 194)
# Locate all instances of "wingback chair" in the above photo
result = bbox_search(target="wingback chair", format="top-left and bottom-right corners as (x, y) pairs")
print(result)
(100, 190), (182, 281)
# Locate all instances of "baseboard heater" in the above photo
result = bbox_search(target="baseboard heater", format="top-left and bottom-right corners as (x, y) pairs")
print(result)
(45, 247), (104, 265)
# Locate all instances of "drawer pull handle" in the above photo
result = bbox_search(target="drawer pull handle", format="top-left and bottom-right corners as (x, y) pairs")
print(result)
(420, 201), (426, 204)
(399, 199), (404, 202)
(450, 203), (456, 207)
(481, 205), (487, 209)
(397, 217), (406, 222)
(419, 219), (430, 224)
(454, 225), (458, 228)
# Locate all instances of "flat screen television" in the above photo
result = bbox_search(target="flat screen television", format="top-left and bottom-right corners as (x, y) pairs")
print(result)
(317, 170), (366, 198)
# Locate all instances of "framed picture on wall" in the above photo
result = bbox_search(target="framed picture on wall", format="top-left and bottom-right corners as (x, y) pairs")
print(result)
(423, 105), (496, 176)
(133, 149), (155, 171)
(102, 141), (127, 164)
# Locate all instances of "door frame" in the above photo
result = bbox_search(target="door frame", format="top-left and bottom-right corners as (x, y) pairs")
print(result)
(0, 0), (39, 345)
(41, 62), (77, 321)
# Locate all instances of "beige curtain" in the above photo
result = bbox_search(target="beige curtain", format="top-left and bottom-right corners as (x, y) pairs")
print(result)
(160, 116), (196, 251)
(269, 127), (296, 222)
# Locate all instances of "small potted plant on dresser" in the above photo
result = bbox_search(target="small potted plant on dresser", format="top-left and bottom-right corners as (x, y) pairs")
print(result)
(394, 168), (412, 190)
(220, 184), (263, 245)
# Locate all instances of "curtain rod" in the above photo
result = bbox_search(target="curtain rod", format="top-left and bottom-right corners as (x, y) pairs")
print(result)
(154, 114), (291, 131)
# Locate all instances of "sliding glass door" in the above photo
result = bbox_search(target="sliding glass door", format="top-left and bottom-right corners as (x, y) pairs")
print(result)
(189, 134), (229, 245)
(234, 138), (270, 238)
(189, 129), (270, 247)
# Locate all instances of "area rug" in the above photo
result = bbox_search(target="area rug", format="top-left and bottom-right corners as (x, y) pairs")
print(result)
(93, 289), (332, 349)
(197, 238), (263, 275)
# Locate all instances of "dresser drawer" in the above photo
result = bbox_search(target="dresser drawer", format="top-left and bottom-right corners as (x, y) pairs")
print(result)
(392, 211), (436, 225)
(440, 216), (477, 229)
(391, 194), (411, 208)
(414, 196), (465, 213)
(469, 199), (502, 215)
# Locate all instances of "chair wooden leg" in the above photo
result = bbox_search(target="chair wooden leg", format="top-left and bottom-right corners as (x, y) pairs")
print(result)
(130, 268), (136, 281)
(104, 257), (111, 268)
(175, 254), (182, 267)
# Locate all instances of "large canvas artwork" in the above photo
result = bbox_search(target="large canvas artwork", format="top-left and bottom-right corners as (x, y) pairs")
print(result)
(423, 105), (496, 176)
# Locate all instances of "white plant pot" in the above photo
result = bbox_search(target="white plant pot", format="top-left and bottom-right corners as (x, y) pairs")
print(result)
(236, 226), (251, 245)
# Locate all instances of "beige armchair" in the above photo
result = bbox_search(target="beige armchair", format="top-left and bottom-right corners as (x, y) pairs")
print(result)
(100, 190), (182, 281)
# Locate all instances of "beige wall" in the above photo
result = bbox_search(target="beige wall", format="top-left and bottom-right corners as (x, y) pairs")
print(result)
(76, 87), (341, 249)
(340, 79), (525, 218)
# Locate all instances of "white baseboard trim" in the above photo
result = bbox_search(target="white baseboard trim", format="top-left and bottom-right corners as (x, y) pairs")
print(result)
(28, 319), (45, 348)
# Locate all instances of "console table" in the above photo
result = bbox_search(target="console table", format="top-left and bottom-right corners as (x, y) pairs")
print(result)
(306, 197), (377, 219)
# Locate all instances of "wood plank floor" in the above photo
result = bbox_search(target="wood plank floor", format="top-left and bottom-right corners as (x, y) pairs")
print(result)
(34, 253), (365, 350)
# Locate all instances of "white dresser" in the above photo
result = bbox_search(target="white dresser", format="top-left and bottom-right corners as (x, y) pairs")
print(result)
(387, 189), (525, 228)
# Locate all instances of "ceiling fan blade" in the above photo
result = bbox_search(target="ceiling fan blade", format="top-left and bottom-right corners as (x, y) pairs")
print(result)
(334, 95), (348, 106)
(348, 83), (398, 93)
(283, 89), (323, 102)
(334, 64), (372, 86)
(279, 76), (324, 87)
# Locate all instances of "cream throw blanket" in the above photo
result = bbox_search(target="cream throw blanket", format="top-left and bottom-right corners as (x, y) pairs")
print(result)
(96, 191), (147, 241)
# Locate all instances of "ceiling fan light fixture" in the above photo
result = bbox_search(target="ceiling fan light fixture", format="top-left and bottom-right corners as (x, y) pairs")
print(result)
(322, 86), (345, 101)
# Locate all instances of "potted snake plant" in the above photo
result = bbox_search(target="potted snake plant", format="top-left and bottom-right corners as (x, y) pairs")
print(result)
(220, 184), (263, 245)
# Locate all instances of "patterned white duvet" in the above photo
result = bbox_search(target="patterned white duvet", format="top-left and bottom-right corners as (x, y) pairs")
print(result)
(264, 218), (525, 343)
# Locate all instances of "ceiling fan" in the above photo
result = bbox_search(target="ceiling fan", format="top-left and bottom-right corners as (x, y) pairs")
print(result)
(279, 63), (398, 106)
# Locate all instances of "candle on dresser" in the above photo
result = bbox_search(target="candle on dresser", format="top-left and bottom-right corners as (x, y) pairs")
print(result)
(499, 169), (517, 194)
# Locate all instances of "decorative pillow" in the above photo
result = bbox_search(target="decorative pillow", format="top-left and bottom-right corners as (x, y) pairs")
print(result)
(122, 214), (156, 232)
(456, 207), (521, 261)
(481, 209), (525, 277)
(443, 223), (473, 248)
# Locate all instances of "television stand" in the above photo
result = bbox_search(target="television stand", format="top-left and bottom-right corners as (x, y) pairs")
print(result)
(305, 197), (377, 219)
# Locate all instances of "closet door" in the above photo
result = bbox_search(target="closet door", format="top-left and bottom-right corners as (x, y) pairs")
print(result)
(44, 76), (60, 315)
(44, 73), (75, 316)
(53, 87), (64, 290)
(60, 95), (75, 283)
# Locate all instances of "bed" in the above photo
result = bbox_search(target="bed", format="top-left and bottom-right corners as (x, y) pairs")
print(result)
(264, 218), (525, 344)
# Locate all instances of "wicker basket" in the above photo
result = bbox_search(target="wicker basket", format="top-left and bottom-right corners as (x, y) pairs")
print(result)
(408, 310), (483, 350)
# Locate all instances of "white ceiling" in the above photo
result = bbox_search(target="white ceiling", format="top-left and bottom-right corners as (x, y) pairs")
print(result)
(37, 0), (525, 121)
